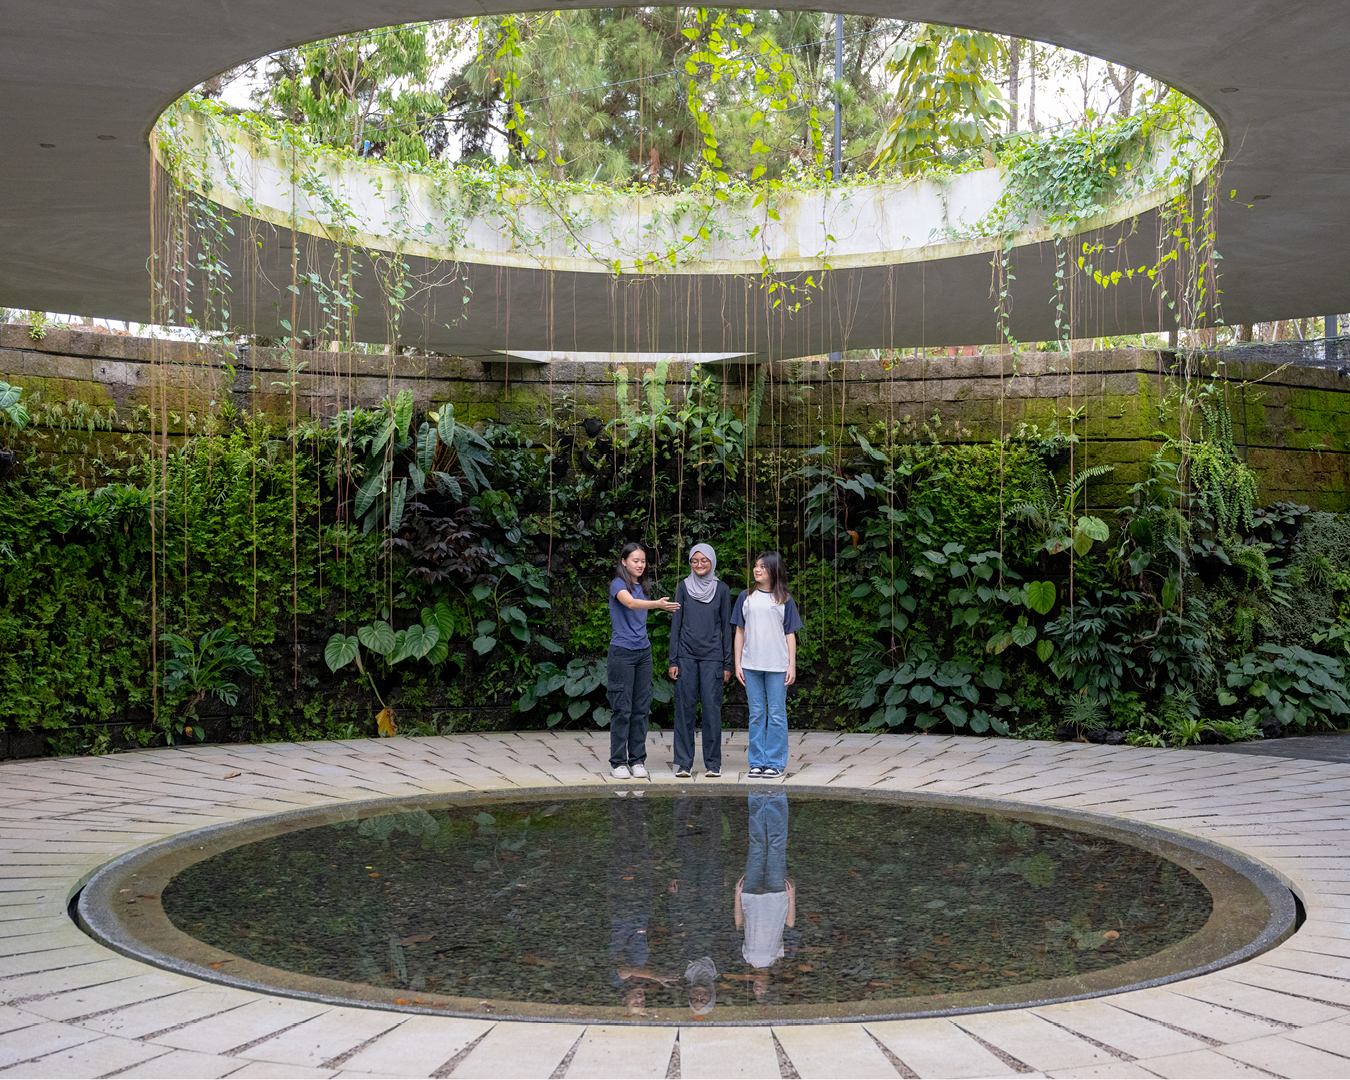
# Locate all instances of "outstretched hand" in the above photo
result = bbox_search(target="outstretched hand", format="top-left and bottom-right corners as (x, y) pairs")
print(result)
(657, 596), (680, 612)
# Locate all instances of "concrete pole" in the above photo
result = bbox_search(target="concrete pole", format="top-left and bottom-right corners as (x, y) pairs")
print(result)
(831, 13), (844, 363)
(833, 13), (843, 183)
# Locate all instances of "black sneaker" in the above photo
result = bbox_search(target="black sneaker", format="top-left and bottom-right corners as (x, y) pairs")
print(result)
(748, 766), (765, 777)
(760, 767), (782, 778)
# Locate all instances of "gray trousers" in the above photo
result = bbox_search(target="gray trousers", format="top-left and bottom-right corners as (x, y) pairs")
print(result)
(673, 659), (724, 772)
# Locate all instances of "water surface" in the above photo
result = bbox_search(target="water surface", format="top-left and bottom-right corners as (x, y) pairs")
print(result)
(161, 792), (1212, 1017)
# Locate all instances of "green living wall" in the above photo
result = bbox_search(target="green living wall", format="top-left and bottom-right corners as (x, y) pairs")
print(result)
(1, 364), (1348, 760)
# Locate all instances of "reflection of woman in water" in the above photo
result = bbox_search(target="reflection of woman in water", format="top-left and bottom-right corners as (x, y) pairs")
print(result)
(735, 791), (799, 1002)
(608, 797), (672, 1013)
(670, 795), (724, 1015)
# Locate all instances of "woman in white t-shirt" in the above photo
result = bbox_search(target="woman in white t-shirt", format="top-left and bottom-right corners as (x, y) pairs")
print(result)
(730, 552), (803, 778)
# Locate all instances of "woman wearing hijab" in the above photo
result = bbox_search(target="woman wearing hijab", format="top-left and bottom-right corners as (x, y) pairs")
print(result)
(667, 543), (733, 778)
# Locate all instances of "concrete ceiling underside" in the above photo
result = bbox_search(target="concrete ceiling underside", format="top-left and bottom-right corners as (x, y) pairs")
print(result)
(1, 2), (1346, 358)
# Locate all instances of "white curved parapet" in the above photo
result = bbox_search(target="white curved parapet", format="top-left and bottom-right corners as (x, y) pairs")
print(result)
(161, 105), (1199, 280)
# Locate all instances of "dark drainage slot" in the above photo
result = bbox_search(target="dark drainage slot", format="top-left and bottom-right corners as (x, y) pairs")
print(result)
(1293, 890), (1307, 931)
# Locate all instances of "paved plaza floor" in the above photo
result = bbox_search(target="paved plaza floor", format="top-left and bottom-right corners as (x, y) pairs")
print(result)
(4, 730), (1350, 1079)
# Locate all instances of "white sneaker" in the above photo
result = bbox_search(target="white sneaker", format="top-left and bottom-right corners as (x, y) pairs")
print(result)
(611, 765), (632, 779)
(631, 763), (649, 779)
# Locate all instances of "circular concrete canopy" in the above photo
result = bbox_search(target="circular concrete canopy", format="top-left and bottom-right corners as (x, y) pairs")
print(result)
(2, 2), (1347, 358)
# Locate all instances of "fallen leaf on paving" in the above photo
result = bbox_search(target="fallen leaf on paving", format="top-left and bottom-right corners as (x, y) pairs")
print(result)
(223, 771), (241, 779)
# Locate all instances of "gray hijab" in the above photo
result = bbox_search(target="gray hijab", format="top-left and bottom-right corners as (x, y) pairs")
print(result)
(684, 543), (719, 604)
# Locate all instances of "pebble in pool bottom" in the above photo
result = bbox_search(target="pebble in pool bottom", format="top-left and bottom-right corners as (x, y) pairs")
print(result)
(160, 793), (1212, 1015)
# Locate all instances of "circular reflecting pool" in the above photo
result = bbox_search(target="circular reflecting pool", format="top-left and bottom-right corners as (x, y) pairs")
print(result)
(80, 788), (1294, 1024)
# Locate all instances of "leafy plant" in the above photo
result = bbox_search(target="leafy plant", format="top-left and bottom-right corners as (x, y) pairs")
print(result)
(0, 381), (30, 443)
(335, 393), (491, 535)
(1043, 590), (1143, 702)
(851, 639), (1010, 735)
(1218, 645), (1350, 729)
(161, 628), (264, 742)
(1008, 464), (1115, 560)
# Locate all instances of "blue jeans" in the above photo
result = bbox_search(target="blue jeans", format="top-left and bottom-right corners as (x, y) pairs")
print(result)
(743, 792), (788, 893)
(743, 668), (788, 770)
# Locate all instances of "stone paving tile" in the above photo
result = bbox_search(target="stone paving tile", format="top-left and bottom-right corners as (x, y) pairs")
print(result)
(1132, 1048), (1276, 1078)
(865, 1017), (1021, 1078)
(1226, 963), (1350, 1008)
(116, 1047), (252, 1078)
(340, 1017), (493, 1076)
(0, 1034), (169, 1078)
(226, 1061), (339, 1079)
(677, 1025), (780, 1079)
(0, 959), (144, 1002)
(1110, 990), (1288, 1044)
(771, 1023), (898, 1078)
(25, 971), (198, 1022)
(1222, 1033), (1350, 1076)
(447, 1021), (582, 1078)
(1284, 1018), (1350, 1058)
(1031, 999), (1209, 1059)
(236, 1007), (405, 1068)
(1043, 1064), (1161, 1079)
(76, 985), (259, 1039)
(150, 997), (332, 1055)
(1175, 975), (1347, 1026)
(953, 1011), (1116, 1072)
(0, 945), (107, 978)
(0, 1021), (102, 1069)
(0, 1009), (46, 1037)
(565, 1025), (676, 1078)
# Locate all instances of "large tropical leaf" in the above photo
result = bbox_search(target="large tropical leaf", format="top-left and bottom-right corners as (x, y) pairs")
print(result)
(388, 478), (408, 532)
(324, 633), (360, 672)
(358, 621), (396, 656)
(354, 464), (388, 520)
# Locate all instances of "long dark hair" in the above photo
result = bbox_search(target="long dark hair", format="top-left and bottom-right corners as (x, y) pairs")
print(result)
(614, 542), (653, 592)
(756, 551), (791, 605)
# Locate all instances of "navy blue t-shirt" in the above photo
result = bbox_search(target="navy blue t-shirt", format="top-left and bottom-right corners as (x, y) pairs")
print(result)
(609, 577), (650, 650)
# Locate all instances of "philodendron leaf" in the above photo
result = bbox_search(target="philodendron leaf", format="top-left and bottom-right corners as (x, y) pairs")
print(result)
(416, 421), (436, 476)
(1077, 515), (1110, 542)
(472, 635), (497, 656)
(1036, 639), (1055, 662)
(353, 466), (387, 521)
(358, 621), (396, 656)
(388, 478), (408, 532)
(324, 634), (360, 673)
(1161, 573), (1179, 611)
(1025, 580), (1057, 615)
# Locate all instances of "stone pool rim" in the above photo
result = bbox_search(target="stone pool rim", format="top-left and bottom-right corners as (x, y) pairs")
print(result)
(76, 783), (1298, 1028)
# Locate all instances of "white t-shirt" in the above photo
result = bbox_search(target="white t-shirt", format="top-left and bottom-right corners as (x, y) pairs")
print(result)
(741, 890), (791, 967)
(737, 590), (796, 671)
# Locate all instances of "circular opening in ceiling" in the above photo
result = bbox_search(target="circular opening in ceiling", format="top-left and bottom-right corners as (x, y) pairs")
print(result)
(78, 786), (1294, 1025)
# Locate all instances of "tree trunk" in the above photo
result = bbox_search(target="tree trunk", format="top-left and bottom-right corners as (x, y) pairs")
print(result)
(1007, 40), (1020, 133)
(1237, 324), (1253, 342)
(1028, 44), (1037, 131)
(1106, 64), (1138, 117)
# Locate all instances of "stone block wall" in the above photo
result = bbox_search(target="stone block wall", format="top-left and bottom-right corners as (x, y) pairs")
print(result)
(2, 324), (1347, 510)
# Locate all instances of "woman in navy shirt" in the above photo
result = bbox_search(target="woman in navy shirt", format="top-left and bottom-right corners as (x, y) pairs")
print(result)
(608, 542), (679, 779)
